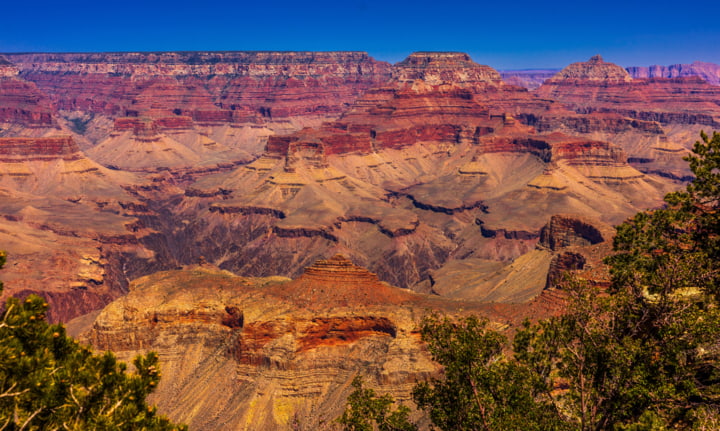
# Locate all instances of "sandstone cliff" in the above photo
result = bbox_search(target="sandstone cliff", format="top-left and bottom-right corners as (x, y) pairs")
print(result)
(81, 256), (529, 430)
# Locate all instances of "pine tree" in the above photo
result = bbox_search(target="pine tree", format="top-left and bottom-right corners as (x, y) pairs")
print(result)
(0, 254), (186, 430)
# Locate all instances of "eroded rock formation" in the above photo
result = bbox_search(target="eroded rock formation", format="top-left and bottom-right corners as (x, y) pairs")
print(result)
(80, 256), (528, 430)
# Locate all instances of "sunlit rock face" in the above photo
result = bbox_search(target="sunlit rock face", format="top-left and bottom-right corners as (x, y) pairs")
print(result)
(82, 256), (533, 430)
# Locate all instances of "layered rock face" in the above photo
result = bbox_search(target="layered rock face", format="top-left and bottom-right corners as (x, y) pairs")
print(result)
(0, 134), (157, 322)
(6, 51), (392, 124)
(549, 55), (633, 82)
(3, 51), (392, 170)
(0, 56), (57, 133)
(533, 55), (720, 180)
(394, 52), (502, 85)
(537, 56), (720, 128)
(627, 61), (720, 86)
(81, 257), (526, 430)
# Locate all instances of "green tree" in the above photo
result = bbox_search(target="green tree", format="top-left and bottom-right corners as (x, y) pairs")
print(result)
(337, 376), (417, 431)
(514, 131), (720, 429)
(413, 315), (568, 431)
(0, 254), (186, 430)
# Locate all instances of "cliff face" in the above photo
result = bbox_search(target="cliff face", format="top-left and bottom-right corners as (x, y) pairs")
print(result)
(627, 61), (720, 86)
(6, 51), (392, 123)
(0, 57), (57, 132)
(82, 257), (528, 430)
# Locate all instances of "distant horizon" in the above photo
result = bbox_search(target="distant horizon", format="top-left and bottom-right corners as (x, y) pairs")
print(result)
(0, 49), (715, 71)
(3, 0), (719, 70)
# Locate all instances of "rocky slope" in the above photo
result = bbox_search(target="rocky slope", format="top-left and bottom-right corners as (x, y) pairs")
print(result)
(78, 210), (616, 430)
(0, 135), (158, 322)
(0, 50), (705, 323)
(80, 255), (539, 430)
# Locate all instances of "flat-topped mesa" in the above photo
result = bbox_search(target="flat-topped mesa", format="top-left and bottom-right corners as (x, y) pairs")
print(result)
(301, 254), (381, 284)
(548, 55), (632, 83)
(0, 136), (81, 162)
(394, 52), (503, 86)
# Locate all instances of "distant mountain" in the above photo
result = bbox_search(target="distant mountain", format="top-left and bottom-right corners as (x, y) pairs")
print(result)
(500, 69), (559, 89)
(626, 61), (720, 86)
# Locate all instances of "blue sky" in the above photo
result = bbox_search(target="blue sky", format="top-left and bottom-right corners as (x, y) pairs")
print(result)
(2, 0), (719, 69)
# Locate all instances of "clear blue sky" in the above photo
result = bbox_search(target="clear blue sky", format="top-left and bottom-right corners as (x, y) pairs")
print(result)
(2, 0), (719, 69)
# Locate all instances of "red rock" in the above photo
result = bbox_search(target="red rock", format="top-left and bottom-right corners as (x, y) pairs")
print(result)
(6, 51), (392, 124)
(0, 136), (80, 161)
(0, 70), (56, 129)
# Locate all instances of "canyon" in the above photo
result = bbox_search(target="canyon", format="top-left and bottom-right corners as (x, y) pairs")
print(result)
(0, 50), (718, 429)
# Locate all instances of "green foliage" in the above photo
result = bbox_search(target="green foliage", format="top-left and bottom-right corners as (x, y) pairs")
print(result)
(0, 294), (186, 430)
(413, 314), (568, 431)
(516, 279), (720, 430)
(608, 130), (720, 299)
(337, 376), (417, 431)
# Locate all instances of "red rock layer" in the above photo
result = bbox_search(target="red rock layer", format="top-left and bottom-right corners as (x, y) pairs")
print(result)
(266, 79), (531, 163)
(6, 52), (392, 122)
(0, 136), (80, 161)
(0, 65), (56, 128)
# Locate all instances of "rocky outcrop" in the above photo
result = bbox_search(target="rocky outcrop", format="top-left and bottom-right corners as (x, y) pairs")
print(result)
(539, 214), (608, 251)
(0, 136), (80, 161)
(80, 258), (526, 430)
(548, 55), (632, 82)
(528, 214), (614, 314)
(627, 61), (720, 86)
